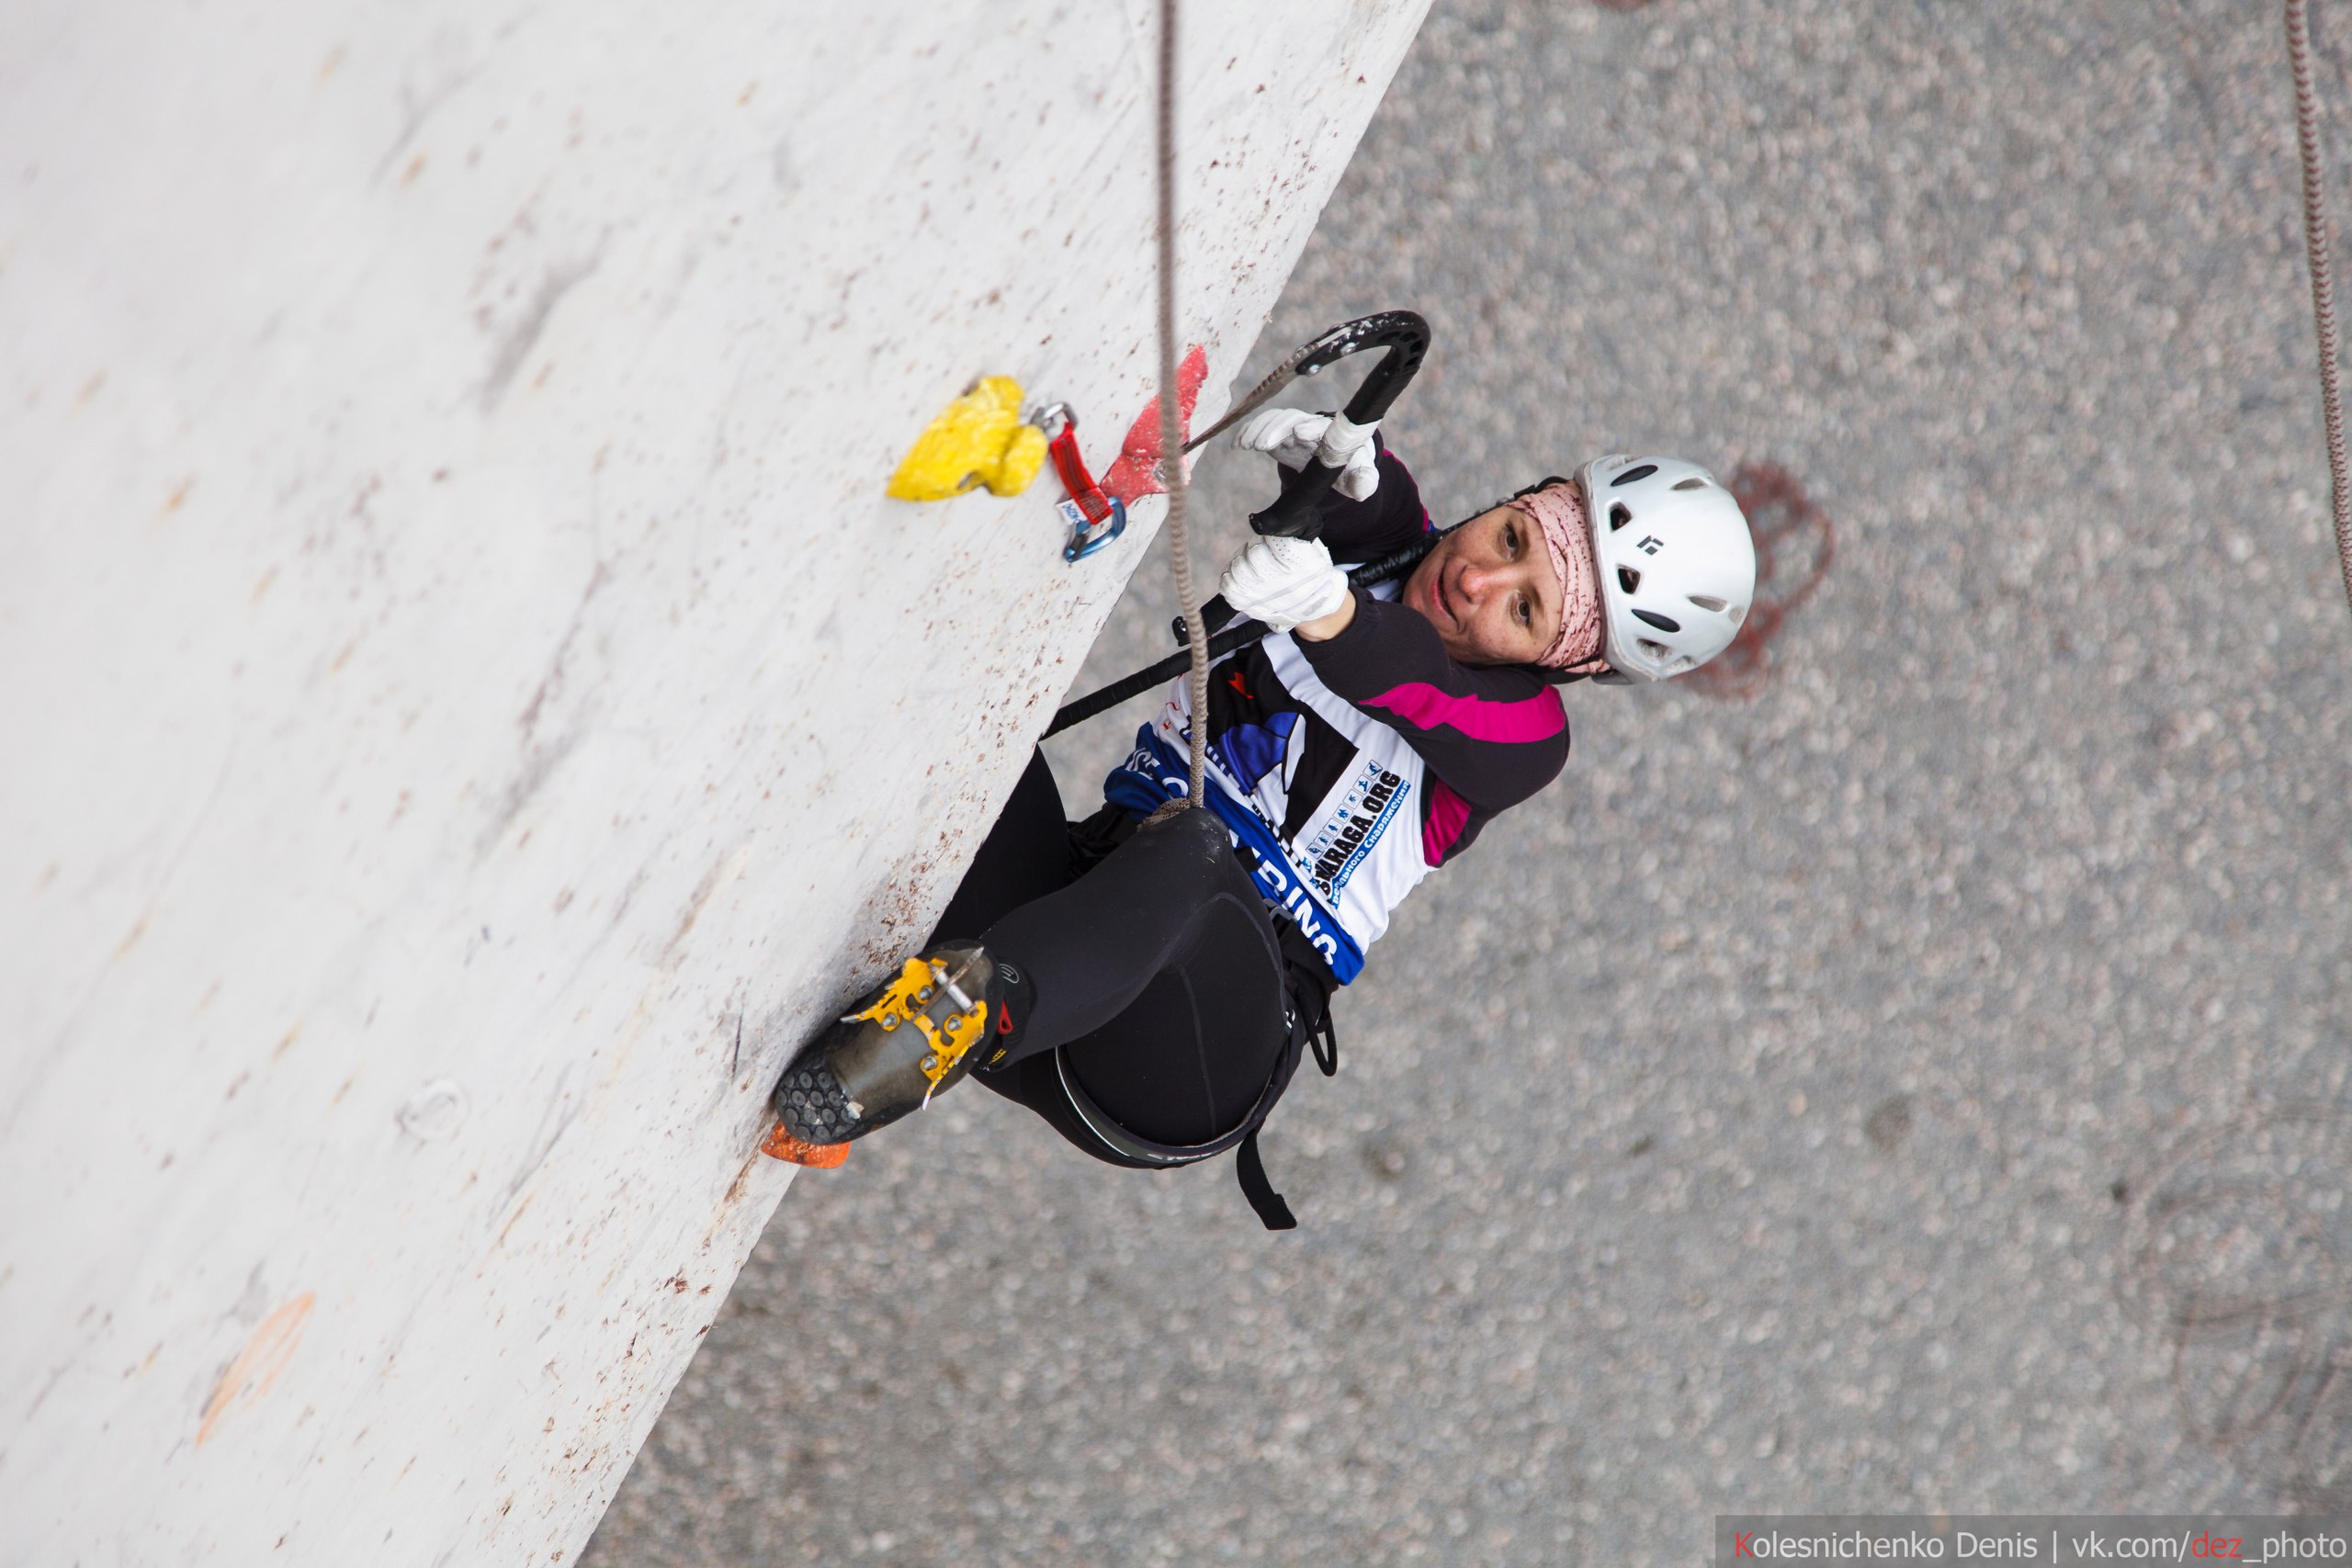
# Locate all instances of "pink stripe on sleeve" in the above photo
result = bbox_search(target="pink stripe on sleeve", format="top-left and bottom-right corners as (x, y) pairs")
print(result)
(1364, 682), (1566, 743)
(1422, 777), (1473, 866)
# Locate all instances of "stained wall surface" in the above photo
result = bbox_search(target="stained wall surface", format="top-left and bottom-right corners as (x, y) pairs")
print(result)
(596, 3), (2352, 1563)
(0, 2), (1430, 1561)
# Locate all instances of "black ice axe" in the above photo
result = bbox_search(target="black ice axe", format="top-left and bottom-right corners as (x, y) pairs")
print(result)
(1181, 309), (1431, 539)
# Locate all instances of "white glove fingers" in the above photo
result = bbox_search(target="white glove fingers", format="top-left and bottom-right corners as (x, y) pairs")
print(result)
(1331, 444), (1382, 502)
(1235, 408), (1336, 472)
(1314, 412), (1379, 465)
(1216, 535), (1348, 633)
(1235, 407), (1324, 450)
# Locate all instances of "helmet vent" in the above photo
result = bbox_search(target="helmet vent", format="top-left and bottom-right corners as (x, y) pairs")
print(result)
(1671, 477), (1708, 491)
(1637, 637), (1672, 659)
(1633, 608), (1682, 634)
(1688, 594), (1728, 613)
(1617, 566), (1641, 593)
(1610, 464), (1658, 488)
(1608, 502), (1633, 531)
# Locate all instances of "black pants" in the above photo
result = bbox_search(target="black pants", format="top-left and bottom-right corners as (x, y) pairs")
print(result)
(928, 750), (1293, 1156)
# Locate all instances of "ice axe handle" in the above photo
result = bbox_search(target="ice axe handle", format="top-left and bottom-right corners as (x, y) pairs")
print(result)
(1247, 310), (1430, 540)
(1245, 449), (1346, 541)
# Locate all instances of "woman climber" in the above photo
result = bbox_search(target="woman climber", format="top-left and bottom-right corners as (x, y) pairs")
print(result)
(767, 410), (1758, 1224)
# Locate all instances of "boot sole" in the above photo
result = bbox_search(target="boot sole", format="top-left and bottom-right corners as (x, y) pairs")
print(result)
(773, 1052), (861, 1145)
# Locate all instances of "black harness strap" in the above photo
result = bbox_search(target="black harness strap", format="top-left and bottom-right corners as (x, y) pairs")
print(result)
(1235, 1132), (1296, 1231)
(1229, 985), (1336, 1231)
(1307, 1008), (1339, 1078)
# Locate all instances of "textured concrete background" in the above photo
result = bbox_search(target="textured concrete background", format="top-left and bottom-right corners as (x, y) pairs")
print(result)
(587, 0), (2352, 1561)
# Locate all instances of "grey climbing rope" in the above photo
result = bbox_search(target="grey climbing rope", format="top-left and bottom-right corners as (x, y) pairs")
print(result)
(2288, 0), (2352, 615)
(1158, 0), (1211, 809)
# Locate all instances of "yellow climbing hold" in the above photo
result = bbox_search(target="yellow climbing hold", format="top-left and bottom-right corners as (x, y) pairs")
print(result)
(886, 376), (1048, 501)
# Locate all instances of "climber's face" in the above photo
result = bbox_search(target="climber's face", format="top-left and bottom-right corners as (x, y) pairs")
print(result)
(1400, 505), (1566, 666)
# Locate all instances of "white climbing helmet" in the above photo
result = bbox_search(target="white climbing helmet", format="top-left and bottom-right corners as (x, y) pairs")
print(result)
(1575, 454), (1758, 682)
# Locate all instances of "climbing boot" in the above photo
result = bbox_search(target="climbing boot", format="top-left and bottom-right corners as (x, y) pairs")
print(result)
(767, 943), (994, 1151)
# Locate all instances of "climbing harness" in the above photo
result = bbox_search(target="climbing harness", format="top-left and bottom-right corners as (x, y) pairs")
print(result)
(2286, 0), (2352, 615)
(1035, 403), (1128, 561)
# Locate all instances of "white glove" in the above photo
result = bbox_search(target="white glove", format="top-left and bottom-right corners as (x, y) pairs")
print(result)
(1232, 407), (1382, 502)
(1218, 536), (1351, 632)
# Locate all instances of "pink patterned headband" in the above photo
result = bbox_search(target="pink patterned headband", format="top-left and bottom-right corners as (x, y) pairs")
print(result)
(1508, 482), (1607, 673)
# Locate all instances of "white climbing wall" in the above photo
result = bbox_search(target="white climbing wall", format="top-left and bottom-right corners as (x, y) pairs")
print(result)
(0, 0), (1431, 1561)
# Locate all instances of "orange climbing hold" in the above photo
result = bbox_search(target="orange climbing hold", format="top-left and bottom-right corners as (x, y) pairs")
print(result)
(886, 376), (1048, 501)
(761, 1121), (850, 1168)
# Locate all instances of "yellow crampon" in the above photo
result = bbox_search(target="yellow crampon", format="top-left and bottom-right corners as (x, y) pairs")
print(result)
(843, 956), (989, 1098)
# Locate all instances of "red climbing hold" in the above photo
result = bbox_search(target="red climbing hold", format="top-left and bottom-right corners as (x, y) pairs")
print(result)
(1103, 344), (1209, 504)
